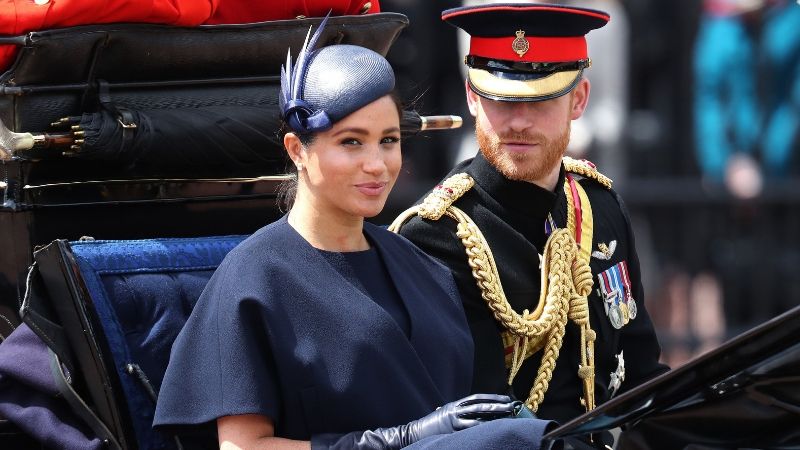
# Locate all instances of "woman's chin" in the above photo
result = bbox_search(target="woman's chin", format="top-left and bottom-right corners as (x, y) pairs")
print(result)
(360, 207), (385, 219)
(352, 201), (388, 219)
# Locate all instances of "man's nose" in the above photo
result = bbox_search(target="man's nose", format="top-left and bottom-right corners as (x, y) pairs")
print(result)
(505, 103), (536, 131)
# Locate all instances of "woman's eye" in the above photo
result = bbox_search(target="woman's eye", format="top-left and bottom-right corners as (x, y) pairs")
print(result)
(381, 136), (401, 145)
(341, 138), (361, 146)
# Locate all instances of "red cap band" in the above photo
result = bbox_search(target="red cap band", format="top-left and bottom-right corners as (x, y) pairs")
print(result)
(469, 35), (587, 63)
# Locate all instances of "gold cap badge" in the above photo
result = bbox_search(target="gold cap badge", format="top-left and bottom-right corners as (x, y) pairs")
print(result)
(512, 30), (530, 57)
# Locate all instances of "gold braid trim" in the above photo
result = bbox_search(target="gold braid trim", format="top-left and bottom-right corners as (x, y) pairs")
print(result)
(417, 173), (475, 220)
(388, 173), (596, 412)
(566, 179), (597, 411)
(513, 227), (593, 411)
(388, 173), (474, 231)
(563, 156), (613, 189)
(453, 207), (566, 338)
(567, 257), (596, 411)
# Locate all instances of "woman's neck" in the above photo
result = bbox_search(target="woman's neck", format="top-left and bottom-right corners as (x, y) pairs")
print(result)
(287, 201), (369, 252)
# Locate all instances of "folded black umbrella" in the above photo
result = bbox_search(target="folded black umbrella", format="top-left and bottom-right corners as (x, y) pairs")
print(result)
(65, 107), (459, 165)
(72, 105), (285, 171)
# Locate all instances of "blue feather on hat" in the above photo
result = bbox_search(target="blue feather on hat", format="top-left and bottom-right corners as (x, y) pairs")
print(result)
(280, 14), (332, 133)
(278, 13), (396, 134)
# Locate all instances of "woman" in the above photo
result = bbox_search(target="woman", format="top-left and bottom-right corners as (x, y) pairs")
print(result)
(154, 17), (553, 450)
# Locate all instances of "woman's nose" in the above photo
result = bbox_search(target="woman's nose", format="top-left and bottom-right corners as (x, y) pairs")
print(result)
(362, 147), (387, 174)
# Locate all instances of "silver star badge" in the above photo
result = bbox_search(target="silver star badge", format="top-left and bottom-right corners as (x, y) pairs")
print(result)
(608, 351), (626, 398)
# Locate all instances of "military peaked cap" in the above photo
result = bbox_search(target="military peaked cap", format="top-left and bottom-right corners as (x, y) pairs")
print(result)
(442, 3), (609, 102)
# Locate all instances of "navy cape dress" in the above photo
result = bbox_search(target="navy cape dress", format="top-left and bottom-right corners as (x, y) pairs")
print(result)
(153, 216), (473, 439)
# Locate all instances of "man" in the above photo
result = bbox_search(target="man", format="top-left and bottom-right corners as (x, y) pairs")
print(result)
(391, 2), (669, 428)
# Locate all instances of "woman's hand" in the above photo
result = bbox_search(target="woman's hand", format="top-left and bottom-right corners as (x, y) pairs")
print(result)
(218, 414), (310, 450)
(403, 393), (519, 439)
(313, 394), (519, 449)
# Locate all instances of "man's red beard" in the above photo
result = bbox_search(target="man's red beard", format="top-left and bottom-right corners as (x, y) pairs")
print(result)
(477, 120), (571, 184)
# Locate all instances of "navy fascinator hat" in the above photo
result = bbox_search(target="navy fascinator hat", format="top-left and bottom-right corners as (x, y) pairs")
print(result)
(279, 15), (396, 134)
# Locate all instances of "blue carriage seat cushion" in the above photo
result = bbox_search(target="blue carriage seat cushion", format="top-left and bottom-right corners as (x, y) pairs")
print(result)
(68, 235), (247, 449)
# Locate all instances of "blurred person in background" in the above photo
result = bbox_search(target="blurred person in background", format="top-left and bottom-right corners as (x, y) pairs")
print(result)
(392, 4), (669, 447)
(759, 0), (800, 178)
(693, 0), (800, 195)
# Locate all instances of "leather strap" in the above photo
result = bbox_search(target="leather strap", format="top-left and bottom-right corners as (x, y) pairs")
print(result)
(48, 350), (122, 450)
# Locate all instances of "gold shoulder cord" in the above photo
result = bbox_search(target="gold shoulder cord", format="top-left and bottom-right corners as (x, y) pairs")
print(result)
(562, 156), (613, 189)
(389, 162), (611, 413)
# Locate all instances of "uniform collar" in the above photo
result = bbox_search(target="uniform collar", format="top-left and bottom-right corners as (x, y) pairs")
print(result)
(466, 151), (563, 219)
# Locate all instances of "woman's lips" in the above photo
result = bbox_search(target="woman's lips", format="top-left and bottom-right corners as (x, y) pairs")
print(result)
(355, 181), (388, 196)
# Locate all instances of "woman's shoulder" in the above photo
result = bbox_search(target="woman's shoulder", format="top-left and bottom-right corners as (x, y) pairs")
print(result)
(225, 216), (291, 257)
(198, 218), (303, 312)
(213, 217), (298, 281)
(364, 222), (452, 274)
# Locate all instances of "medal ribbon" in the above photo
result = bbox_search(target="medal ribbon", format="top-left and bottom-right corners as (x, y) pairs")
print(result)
(600, 270), (614, 301)
(564, 174), (593, 265)
(619, 260), (633, 301)
(611, 265), (624, 302)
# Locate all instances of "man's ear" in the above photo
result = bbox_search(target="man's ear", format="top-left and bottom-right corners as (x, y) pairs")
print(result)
(569, 78), (591, 120)
(283, 132), (306, 167)
(465, 80), (480, 118)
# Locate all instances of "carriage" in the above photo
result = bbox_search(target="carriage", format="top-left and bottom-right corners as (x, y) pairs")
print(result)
(0, 9), (797, 450)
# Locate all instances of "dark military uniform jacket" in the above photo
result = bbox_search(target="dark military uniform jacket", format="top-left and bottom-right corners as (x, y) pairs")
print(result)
(398, 152), (669, 424)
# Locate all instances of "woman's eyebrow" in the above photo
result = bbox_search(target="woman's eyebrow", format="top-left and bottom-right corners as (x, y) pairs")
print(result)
(332, 127), (369, 137)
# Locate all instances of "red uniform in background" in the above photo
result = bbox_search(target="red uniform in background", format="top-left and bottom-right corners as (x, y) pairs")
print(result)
(0, 0), (379, 71)
(206, 0), (379, 24)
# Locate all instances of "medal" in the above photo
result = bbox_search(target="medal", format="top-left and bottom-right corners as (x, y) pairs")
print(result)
(618, 261), (637, 321)
(599, 260), (640, 329)
(628, 297), (638, 320)
(619, 301), (630, 325)
(598, 268), (624, 329)
(608, 303), (624, 329)
(608, 266), (630, 325)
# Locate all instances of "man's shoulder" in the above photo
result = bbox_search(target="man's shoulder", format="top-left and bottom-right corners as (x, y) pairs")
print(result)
(393, 177), (472, 262)
(394, 157), (479, 232)
(563, 156), (613, 190)
(577, 177), (621, 206)
(396, 207), (459, 242)
(564, 158), (627, 211)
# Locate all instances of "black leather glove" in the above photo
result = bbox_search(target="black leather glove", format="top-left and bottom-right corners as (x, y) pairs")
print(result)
(312, 394), (518, 450)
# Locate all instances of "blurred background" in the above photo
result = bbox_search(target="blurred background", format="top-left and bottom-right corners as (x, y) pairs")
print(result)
(375, 0), (800, 368)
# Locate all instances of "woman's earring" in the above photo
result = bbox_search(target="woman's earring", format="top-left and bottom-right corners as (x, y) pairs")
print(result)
(296, 162), (304, 171)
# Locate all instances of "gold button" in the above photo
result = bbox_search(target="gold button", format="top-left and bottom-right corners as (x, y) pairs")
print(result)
(360, 2), (372, 14)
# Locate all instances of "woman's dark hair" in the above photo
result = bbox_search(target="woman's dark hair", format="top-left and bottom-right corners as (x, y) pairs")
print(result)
(276, 91), (405, 212)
